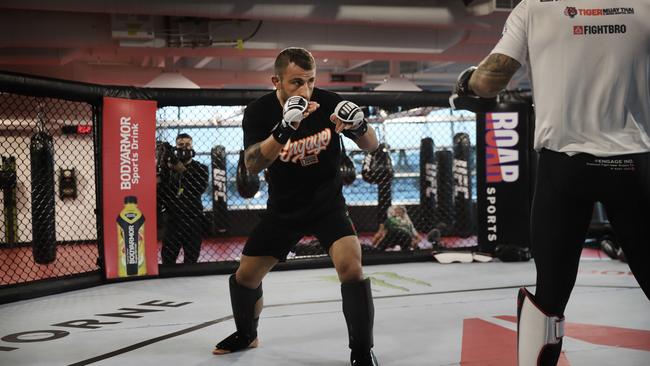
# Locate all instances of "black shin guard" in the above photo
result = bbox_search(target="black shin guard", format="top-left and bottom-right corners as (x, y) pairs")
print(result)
(230, 274), (262, 340)
(341, 278), (375, 353)
(215, 274), (263, 352)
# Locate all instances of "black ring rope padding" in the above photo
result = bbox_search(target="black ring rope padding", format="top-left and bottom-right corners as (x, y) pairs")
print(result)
(0, 70), (464, 108)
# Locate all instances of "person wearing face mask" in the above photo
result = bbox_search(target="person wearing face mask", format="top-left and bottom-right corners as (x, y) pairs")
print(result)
(158, 133), (209, 264)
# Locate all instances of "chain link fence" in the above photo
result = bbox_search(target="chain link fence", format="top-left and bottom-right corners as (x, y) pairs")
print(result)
(153, 103), (477, 264)
(0, 93), (99, 286)
(0, 74), (478, 294)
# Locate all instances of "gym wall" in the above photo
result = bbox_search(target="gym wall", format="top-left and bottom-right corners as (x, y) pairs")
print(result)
(0, 96), (97, 243)
(0, 92), (99, 291)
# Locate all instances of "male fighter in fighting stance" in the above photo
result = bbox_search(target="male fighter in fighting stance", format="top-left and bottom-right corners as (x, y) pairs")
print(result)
(450, 1), (649, 365)
(213, 47), (380, 366)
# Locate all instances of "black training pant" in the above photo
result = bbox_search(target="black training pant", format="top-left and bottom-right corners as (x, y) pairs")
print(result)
(162, 220), (202, 264)
(531, 149), (649, 315)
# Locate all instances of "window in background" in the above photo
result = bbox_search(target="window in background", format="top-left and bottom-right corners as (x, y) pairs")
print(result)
(157, 106), (477, 210)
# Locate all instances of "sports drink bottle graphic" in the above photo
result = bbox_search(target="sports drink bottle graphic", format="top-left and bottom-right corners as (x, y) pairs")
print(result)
(117, 196), (146, 276)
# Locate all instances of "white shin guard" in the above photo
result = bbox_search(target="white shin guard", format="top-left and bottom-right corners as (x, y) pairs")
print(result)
(517, 288), (565, 366)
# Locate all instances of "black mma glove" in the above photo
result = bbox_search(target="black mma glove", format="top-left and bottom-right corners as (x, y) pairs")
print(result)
(449, 66), (497, 112)
(156, 142), (177, 168)
(272, 95), (308, 144)
(449, 66), (477, 110)
(332, 100), (368, 139)
(164, 147), (179, 167)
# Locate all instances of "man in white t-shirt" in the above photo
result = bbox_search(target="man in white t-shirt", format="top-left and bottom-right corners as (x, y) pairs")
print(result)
(450, 1), (649, 365)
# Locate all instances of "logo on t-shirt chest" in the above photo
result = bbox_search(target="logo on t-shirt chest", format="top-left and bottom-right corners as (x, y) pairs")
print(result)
(572, 24), (627, 35)
(564, 7), (635, 18)
(564, 6), (634, 36)
(279, 128), (332, 166)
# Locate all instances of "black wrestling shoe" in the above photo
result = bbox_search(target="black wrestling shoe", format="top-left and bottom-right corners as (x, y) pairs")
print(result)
(212, 331), (258, 355)
(350, 349), (379, 366)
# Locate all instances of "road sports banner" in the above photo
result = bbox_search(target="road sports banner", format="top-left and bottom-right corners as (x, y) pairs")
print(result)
(102, 97), (158, 279)
(476, 104), (534, 254)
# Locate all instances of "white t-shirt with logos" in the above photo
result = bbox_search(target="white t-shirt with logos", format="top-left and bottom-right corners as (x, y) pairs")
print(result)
(491, 0), (650, 156)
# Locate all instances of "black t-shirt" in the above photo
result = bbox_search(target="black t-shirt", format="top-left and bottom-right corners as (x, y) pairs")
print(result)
(159, 160), (209, 226)
(243, 87), (349, 221)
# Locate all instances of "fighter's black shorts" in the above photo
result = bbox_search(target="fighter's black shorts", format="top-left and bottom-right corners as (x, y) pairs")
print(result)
(242, 207), (357, 260)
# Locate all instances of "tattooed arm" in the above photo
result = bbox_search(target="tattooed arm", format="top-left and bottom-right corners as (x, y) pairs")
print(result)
(244, 136), (286, 175)
(469, 53), (522, 98)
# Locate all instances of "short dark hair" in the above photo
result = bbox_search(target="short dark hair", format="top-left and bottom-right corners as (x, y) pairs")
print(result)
(274, 47), (315, 78)
(176, 133), (192, 141)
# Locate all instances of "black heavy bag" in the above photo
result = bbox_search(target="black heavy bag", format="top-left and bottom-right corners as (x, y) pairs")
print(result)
(362, 143), (393, 184)
(30, 132), (57, 264)
(377, 178), (392, 226)
(155, 141), (172, 238)
(588, 201), (614, 239)
(361, 153), (375, 183)
(452, 133), (474, 238)
(419, 138), (436, 232)
(435, 150), (454, 236)
(155, 141), (177, 179)
(1, 156), (18, 245)
(495, 244), (531, 262)
(292, 239), (327, 256)
(340, 137), (356, 186)
(588, 202), (620, 259)
(236, 150), (260, 198)
(211, 145), (228, 234)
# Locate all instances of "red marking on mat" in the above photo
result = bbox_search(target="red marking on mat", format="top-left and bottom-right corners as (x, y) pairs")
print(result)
(497, 315), (650, 351)
(462, 318), (571, 365)
(566, 323), (650, 351)
(461, 318), (518, 365)
(580, 247), (608, 259)
(496, 315), (519, 323)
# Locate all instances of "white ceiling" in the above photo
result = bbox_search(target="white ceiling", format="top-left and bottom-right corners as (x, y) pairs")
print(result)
(0, 0), (528, 91)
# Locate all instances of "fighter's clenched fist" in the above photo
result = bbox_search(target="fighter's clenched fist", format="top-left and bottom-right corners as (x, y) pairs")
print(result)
(283, 95), (308, 126)
(331, 100), (368, 138)
(272, 96), (308, 144)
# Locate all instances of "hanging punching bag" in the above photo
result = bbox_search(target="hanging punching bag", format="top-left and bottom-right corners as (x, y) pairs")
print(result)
(435, 149), (454, 236)
(419, 138), (436, 232)
(1, 156), (18, 245)
(361, 153), (376, 184)
(236, 149), (260, 198)
(377, 177), (392, 226)
(362, 143), (393, 184)
(340, 155), (356, 186)
(30, 131), (57, 264)
(452, 132), (474, 238)
(340, 137), (356, 186)
(211, 145), (228, 234)
(376, 144), (394, 225)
